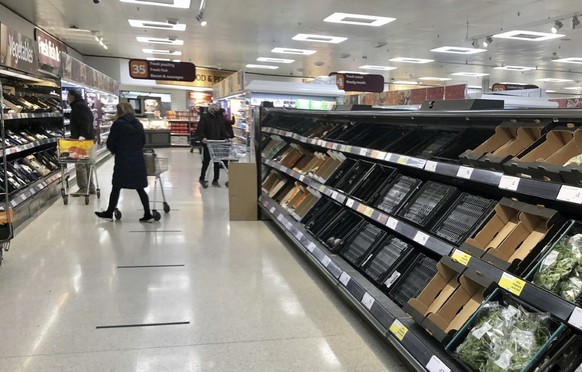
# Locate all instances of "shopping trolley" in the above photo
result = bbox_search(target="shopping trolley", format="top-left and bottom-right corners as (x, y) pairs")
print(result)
(143, 149), (170, 221)
(58, 139), (100, 205)
(205, 140), (248, 179)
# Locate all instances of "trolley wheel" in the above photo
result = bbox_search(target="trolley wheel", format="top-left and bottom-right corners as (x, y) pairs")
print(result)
(96, 189), (101, 198)
(60, 188), (66, 197)
(153, 210), (161, 221)
(163, 202), (170, 213)
(84, 196), (90, 205)
(63, 195), (69, 205)
(114, 209), (122, 220)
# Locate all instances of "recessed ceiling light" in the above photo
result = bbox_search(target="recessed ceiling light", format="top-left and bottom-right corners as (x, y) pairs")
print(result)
(136, 37), (184, 45)
(536, 78), (574, 82)
(120, 0), (191, 8)
(552, 57), (582, 64)
(451, 72), (489, 77)
(246, 64), (279, 70)
(389, 57), (433, 64)
(493, 65), (536, 71)
(565, 87), (582, 90)
(129, 19), (186, 31)
(359, 65), (397, 71)
(418, 77), (452, 81)
(323, 12), (396, 27)
(271, 47), (316, 55)
(392, 81), (418, 85)
(142, 49), (182, 55)
(431, 46), (487, 54)
(292, 33), (348, 44)
(492, 30), (564, 41)
(257, 57), (295, 63)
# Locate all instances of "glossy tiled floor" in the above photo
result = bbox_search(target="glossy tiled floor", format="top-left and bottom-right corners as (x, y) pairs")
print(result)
(0, 148), (409, 372)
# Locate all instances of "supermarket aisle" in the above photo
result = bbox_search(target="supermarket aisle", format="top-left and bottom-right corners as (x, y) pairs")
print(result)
(0, 148), (408, 372)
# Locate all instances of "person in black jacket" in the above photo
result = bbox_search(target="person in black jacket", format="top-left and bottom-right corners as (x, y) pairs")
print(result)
(95, 103), (153, 222)
(196, 103), (234, 188)
(67, 89), (96, 196)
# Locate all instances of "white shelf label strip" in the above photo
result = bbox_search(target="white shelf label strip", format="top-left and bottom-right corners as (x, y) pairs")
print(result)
(361, 292), (375, 310)
(424, 161), (438, 173)
(413, 231), (429, 246)
(426, 356), (451, 372)
(499, 175), (520, 191)
(568, 306), (582, 330)
(321, 255), (332, 267)
(456, 166), (474, 179)
(386, 217), (398, 230)
(339, 272), (351, 286)
(557, 185), (582, 204)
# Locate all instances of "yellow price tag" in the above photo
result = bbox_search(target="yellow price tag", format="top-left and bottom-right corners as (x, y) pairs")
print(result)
(345, 146), (352, 153)
(364, 207), (374, 217)
(319, 185), (326, 193)
(397, 156), (408, 165)
(389, 320), (408, 341)
(499, 273), (526, 296)
(451, 249), (471, 266)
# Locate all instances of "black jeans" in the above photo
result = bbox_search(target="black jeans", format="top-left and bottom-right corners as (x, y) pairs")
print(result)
(106, 186), (151, 216)
(200, 145), (228, 181)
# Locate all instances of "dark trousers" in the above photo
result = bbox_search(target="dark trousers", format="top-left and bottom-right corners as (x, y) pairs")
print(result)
(106, 186), (151, 216)
(200, 145), (228, 181)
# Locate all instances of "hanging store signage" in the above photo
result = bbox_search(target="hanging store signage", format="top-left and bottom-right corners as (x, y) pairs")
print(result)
(0, 23), (38, 74)
(332, 73), (384, 93)
(157, 67), (231, 88)
(61, 53), (119, 95)
(213, 69), (245, 99)
(35, 28), (67, 74)
(129, 59), (196, 82)
(492, 83), (539, 91)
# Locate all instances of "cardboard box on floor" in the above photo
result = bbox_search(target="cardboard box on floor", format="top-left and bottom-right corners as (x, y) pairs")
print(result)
(229, 162), (258, 221)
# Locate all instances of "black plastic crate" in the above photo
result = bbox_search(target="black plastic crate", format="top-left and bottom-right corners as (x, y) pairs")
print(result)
(323, 122), (359, 143)
(303, 121), (335, 139)
(397, 181), (459, 228)
(388, 254), (438, 307)
(383, 129), (429, 154)
(334, 160), (375, 195)
(305, 199), (343, 237)
(433, 127), (495, 162)
(407, 130), (458, 158)
(339, 222), (387, 266)
(430, 193), (497, 245)
(360, 235), (416, 285)
(350, 125), (398, 148)
(317, 210), (363, 252)
(367, 127), (410, 151)
(350, 164), (398, 203)
(374, 175), (422, 215)
(325, 158), (356, 188)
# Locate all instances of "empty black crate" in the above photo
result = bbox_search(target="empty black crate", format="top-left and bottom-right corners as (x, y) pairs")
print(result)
(360, 235), (415, 285)
(334, 160), (375, 195)
(350, 164), (398, 203)
(383, 129), (427, 154)
(397, 181), (458, 227)
(339, 222), (387, 266)
(374, 175), (422, 215)
(325, 158), (356, 188)
(389, 254), (438, 307)
(430, 193), (496, 245)
(407, 130), (458, 158)
(317, 210), (363, 252)
(432, 127), (495, 162)
(305, 200), (343, 237)
(323, 122), (359, 143)
(367, 127), (410, 151)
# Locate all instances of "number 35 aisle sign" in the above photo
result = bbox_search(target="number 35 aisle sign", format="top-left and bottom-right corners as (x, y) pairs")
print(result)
(129, 59), (196, 82)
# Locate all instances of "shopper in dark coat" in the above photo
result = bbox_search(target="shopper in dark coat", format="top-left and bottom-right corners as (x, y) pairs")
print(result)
(95, 102), (153, 222)
(67, 89), (96, 196)
(196, 103), (234, 188)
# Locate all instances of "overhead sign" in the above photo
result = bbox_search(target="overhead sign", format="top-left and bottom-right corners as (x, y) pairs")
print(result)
(129, 59), (196, 82)
(0, 23), (38, 74)
(213, 69), (245, 98)
(61, 53), (119, 95)
(333, 73), (384, 93)
(35, 28), (67, 74)
(156, 67), (231, 88)
(492, 83), (539, 91)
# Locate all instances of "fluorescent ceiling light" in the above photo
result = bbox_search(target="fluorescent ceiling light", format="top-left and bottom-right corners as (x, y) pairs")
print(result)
(172, 60), (181, 62)
(359, 65), (397, 71)
(392, 81), (418, 85)
(257, 57), (295, 63)
(129, 19), (186, 31)
(337, 70), (369, 74)
(418, 77), (452, 81)
(546, 90), (557, 93)
(292, 33), (348, 44)
(493, 65), (535, 71)
(136, 37), (184, 45)
(246, 64), (279, 70)
(536, 78), (574, 82)
(120, 0), (191, 8)
(389, 57), (433, 64)
(565, 87), (582, 90)
(271, 47), (316, 55)
(431, 46), (487, 54)
(323, 12), (396, 27)
(142, 49), (182, 55)
(451, 72), (489, 77)
(492, 30), (564, 41)
(146, 58), (170, 61)
(552, 57), (582, 64)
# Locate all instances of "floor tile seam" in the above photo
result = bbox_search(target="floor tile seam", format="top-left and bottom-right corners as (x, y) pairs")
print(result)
(0, 333), (347, 360)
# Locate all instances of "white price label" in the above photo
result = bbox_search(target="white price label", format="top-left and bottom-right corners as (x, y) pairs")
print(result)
(568, 307), (582, 330)
(294, 231), (303, 240)
(426, 356), (451, 372)
(277, 214), (285, 222)
(386, 217), (399, 230)
(269, 207), (276, 213)
(299, 175), (305, 182)
(339, 272), (351, 286)
(332, 191), (339, 200)
(557, 185), (582, 204)
(322, 255), (332, 267)
(361, 292), (375, 310)
(346, 198), (355, 208)
(307, 242), (316, 252)
(424, 161), (438, 173)
(359, 148), (368, 156)
(384, 152), (393, 161)
(499, 175), (520, 191)
(457, 166), (474, 179)
(414, 231), (430, 246)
